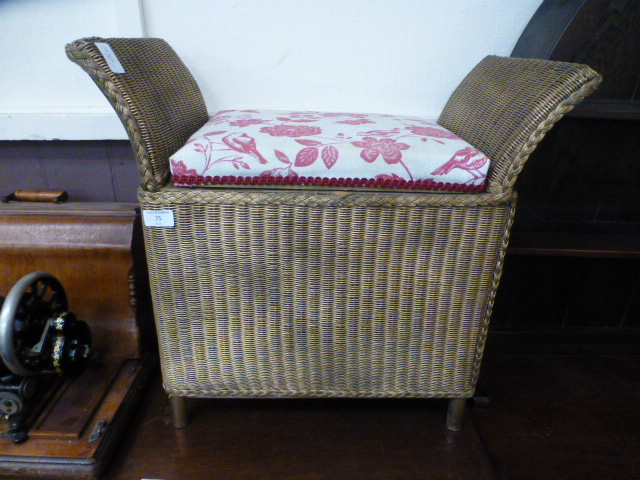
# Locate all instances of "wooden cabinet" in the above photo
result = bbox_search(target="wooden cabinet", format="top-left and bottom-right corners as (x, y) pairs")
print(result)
(491, 0), (640, 333)
(0, 202), (154, 479)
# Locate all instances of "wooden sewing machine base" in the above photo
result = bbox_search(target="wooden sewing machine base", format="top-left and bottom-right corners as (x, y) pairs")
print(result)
(0, 356), (154, 480)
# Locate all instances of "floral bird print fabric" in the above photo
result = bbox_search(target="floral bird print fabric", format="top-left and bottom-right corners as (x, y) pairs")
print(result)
(170, 110), (489, 192)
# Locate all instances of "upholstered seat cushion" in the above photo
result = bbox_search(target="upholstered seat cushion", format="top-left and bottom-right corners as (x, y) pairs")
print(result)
(170, 110), (489, 191)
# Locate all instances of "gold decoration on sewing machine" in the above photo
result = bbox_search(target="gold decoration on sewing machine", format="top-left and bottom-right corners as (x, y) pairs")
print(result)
(0, 272), (92, 443)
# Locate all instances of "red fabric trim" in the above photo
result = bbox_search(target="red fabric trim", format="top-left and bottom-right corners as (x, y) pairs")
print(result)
(172, 174), (485, 193)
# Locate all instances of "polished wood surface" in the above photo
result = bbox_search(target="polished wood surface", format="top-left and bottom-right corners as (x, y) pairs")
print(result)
(74, 351), (637, 480)
(30, 361), (122, 439)
(0, 358), (152, 479)
(0, 202), (155, 479)
(474, 353), (640, 480)
(0, 202), (152, 359)
(101, 377), (496, 480)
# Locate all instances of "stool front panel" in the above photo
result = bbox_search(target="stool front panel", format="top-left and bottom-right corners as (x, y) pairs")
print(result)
(140, 189), (513, 399)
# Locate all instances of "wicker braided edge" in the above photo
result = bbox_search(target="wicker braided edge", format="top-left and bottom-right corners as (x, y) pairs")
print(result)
(138, 185), (515, 208)
(469, 195), (517, 387)
(500, 73), (602, 192)
(164, 387), (475, 399)
(65, 38), (168, 192)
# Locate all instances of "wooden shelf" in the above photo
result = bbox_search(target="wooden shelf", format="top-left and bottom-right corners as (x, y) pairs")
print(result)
(507, 221), (640, 258)
(568, 99), (640, 120)
(508, 230), (640, 258)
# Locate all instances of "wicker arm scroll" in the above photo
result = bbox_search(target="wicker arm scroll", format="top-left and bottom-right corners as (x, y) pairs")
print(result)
(65, 37), (209, 192)
(438, 56), (601, 193)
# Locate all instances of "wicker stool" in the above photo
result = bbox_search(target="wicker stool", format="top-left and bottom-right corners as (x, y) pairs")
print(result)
(66, 37), (600, 431)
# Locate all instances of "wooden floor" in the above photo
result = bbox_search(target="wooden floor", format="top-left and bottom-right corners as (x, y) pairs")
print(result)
(93, 352), (640, 480)
(102, 385), (494, 480)
(474, 353), (640, 480)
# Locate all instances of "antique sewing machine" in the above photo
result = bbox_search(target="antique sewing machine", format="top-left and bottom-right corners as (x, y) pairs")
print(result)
(0, 272), (92, 444)
(0, 197), (154, 479)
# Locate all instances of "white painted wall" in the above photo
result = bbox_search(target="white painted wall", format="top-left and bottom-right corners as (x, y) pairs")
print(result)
(0, 0), (145, 140)
(0, 0), (542, 140)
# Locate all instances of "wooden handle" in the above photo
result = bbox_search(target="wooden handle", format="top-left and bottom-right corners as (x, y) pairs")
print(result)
(3, 190), (69, 203)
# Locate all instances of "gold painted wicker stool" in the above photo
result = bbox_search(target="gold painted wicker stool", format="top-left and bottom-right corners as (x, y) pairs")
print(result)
(66, 37), (600, 431)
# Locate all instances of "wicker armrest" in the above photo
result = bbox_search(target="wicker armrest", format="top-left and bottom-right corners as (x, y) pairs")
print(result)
(438, 56), (601, 193)
(65, 38), (209, 192)
(66, 38), (601, 195)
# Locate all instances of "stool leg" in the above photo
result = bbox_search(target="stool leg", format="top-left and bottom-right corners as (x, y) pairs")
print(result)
(446, 398), (466, 431)
(169, 395), (187, 429)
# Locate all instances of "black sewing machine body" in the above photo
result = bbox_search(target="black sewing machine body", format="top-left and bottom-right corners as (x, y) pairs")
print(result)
(0, 272), (91, 443)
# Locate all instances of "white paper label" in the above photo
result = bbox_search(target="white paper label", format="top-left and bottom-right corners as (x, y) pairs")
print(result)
(143, 210), (175, 227)
(95, 42), (126, 74)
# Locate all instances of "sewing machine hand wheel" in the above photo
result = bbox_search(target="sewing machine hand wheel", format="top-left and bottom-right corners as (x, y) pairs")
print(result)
(0, 272), (91, 377)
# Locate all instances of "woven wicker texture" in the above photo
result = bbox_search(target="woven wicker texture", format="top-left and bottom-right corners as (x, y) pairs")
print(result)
(438, 55), (601, 191)
(66, 38), (600, 402)
(139, 189), (515, 398)
(65, 38), (208, 192)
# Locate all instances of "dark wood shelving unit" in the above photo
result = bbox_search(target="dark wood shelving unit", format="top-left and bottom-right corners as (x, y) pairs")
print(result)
(493, 0), (640, 330)
(508, 225), (640, 258)
(569, 99), (640, 120)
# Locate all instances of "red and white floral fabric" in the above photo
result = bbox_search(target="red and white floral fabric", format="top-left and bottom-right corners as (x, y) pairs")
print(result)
(170, 110), (489, 192)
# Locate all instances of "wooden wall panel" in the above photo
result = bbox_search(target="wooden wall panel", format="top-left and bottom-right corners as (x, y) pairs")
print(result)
(0, 140), (137, 202)
(106, 141), (140, 200)
(492, 256), (580, 329)
(0, 142), (49, 193)
(514, 118), (640, 226)
(503, 0), (640, 337)
(562, 258), (640, 328)
(43, 141), (116, 202)
(622, 277), (640, 328)
(513, 0), (640, 102)
(492, 256), (640, 330)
